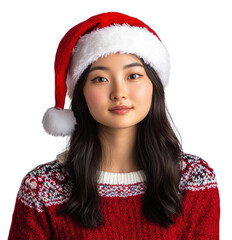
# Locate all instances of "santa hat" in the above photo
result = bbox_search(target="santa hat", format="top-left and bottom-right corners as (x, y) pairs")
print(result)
(42, 12), (170, 137)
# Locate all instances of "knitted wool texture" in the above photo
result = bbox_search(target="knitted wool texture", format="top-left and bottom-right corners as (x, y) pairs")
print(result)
(8, 153), (220, 239)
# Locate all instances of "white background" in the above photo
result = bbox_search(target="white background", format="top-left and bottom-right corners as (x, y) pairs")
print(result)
(1, 0), (231, 239)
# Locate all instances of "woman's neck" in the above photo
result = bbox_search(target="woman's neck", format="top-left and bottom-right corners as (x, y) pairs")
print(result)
(98, 124), (140, 173)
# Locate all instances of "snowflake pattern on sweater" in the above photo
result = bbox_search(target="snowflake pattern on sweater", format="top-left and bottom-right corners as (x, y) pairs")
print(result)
(17, 152), (217, 212)
(8, 152), (220, 240)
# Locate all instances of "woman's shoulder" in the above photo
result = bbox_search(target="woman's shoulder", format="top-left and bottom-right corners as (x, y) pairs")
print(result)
(179, 152), (218, 192)
(21, 154), (69, 185)
(17, 152), (71, 212)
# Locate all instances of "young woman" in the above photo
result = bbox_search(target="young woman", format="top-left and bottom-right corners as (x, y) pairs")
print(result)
(8, 12), (220, 239)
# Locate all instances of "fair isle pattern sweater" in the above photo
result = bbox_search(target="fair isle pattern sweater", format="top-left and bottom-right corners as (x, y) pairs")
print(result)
(8, 152), (220, 240)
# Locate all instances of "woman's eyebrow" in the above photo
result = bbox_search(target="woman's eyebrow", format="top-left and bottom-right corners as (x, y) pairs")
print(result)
(123, 63), (144, 69)
(89, 62), (144, 73)
(89, 66), (110, 73)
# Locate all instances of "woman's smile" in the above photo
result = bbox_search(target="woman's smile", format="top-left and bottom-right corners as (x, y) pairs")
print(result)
(109, 108), (132, 114)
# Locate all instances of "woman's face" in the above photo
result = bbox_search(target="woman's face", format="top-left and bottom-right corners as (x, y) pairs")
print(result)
(83, 53), (153, 129)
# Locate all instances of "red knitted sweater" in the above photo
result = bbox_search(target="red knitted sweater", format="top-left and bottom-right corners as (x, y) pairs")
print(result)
(8, 152), (220, 239)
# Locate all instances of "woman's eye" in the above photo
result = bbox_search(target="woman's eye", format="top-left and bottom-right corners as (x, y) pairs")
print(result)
(92, 77), (107, 83)
(128, 73), (141, 80)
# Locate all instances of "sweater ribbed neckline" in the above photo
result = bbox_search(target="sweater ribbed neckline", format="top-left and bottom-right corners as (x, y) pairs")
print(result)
(97, 169), (146, 185)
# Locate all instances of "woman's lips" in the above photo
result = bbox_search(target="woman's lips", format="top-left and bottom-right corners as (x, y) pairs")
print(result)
(109, 108), (131, 114)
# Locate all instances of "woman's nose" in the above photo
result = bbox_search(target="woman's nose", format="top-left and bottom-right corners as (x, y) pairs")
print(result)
(110, 79), (128, 101)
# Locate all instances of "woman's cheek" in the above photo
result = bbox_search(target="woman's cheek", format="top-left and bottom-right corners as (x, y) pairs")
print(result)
(86, 88), (107, 108)
(132, 83), (153, 103)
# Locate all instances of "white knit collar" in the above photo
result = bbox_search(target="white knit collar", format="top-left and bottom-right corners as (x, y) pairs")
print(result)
(56, 151), (146, 185)
(97, 169), (146, 185)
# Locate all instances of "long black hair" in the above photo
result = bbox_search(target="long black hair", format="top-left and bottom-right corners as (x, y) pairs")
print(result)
(57, 57), (183, 229)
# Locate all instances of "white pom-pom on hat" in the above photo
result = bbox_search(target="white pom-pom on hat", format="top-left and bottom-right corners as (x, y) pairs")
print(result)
(42, 107), (76, 137)
(42, 12), (170, 136)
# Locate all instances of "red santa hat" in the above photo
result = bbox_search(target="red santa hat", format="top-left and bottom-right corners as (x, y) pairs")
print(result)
(42, 12), (170, 137)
